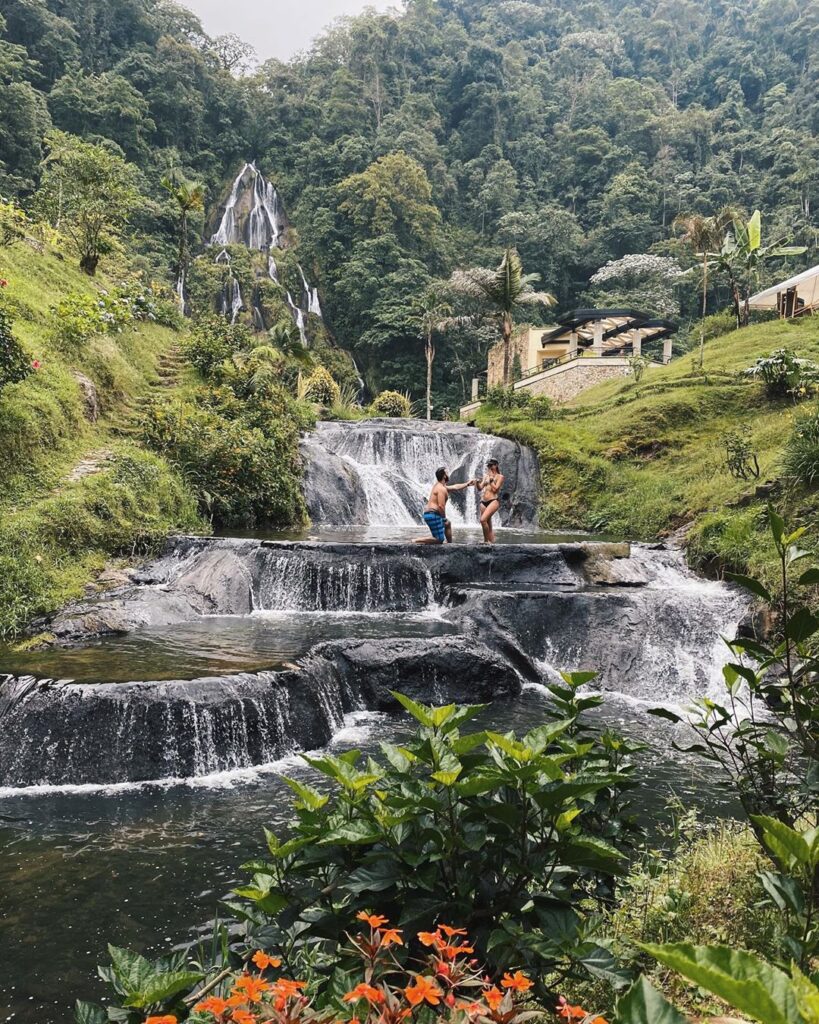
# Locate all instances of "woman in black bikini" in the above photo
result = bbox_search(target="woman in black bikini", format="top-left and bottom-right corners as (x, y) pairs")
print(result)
(475, 458), (504, 544)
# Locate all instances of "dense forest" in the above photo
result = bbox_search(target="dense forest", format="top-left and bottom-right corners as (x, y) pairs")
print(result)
(1, 0), (818, 409)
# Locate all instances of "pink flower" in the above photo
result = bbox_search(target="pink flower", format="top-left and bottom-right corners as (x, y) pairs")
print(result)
(31, 360), (41, 370)
(0, 279), (7, 288)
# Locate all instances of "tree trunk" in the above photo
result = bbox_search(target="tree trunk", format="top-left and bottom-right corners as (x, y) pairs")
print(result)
(699, 253), (708, 368)
(502, 314), (512, 385)
(426, 332), (434, 421)
(80, 253), (99, 276)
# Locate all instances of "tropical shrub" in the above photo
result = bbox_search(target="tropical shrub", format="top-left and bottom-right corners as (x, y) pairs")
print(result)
(783, 406), (819, 487)
(742, 349), (819, 400)
(485, 385), (530, 411)
(529, 395), (554, 421)
(723, 432), (760, 479)
(222, 681), (638, 997)
(116, 280), (182, 328)
(626, 355), (648, 383)
(183, 314), (252, 377)
(304, 366), (341, 406)
(79, 913), (540, 1024)
(51, 291), (137, 352)
(0, 304), (30, 392)
(370, 388), (411, 417)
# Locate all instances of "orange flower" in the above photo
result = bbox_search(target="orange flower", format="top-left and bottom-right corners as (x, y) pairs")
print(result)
(380, 927), (403, 947)
(483, 986), (504, 1012)
(439, 925), (468, 938)
(343, 983), (385, 1005)
(195, 996), (230, 1014)
(501, 971), (533, 993)
(440, 943), (474, 960)
(145, 1018), (177, 1024)
(232, 1011), (257, 1024)
(417, 931), (441, 947)
(357, 911), (389, 928)
(404, 975), (442, 1007)
(455, 1001), (483, 1016)
(251, 950), (282, 970)
(556, 998), (593, 1021)
(232, 974), (270, 1002)
(272, 979), (307, 998)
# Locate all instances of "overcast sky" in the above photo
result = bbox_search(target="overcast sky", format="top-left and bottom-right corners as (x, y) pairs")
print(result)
(180, 0), (397, 61)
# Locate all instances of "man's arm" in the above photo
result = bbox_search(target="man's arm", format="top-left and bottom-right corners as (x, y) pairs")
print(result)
(446, 479), (475, 493)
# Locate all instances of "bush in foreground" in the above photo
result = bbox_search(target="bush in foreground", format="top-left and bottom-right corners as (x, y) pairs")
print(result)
(370, 389), (411, 417)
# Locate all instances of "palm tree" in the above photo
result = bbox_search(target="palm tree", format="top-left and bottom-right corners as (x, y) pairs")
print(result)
(268, 317), (313, 367)
(674, 207), (736, 367)
(712, 210), (807, 328)
(449, 248), (556, 385)
(161, 171), (205, 307)
(414, 286), (466, 420)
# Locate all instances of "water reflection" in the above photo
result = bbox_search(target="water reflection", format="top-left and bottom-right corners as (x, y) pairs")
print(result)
(0, 612), (456, 684)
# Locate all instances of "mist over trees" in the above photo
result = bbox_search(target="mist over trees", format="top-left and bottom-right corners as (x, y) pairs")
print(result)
(2, 0), (817, 407)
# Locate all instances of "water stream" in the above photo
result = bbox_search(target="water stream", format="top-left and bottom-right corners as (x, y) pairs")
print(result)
(0, 420), (750, 1022)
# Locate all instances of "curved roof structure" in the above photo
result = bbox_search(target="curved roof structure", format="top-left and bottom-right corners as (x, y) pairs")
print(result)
(748, 264), (819, 313)
(541, 308), (676, 352)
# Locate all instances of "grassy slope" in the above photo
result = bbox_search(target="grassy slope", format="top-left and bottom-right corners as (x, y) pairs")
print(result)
(477, 319), (819, 586)
(0, 242), (204, 640)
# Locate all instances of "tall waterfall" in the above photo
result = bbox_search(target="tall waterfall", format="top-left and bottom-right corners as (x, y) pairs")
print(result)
(301, 420), (541, 529)
(210, 162), (287, 250)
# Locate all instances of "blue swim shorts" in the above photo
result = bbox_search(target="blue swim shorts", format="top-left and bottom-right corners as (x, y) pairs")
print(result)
(423, 510), (447, 542)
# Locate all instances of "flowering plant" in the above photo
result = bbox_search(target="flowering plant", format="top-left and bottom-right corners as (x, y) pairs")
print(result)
(146, 914), (540, 1024)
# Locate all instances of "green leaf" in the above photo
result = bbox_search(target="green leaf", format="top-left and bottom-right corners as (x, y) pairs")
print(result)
(74, 1001), (107, 1024)
(559, 670), (598, 688)
(641, 942), (803, 1024)
(751, 815), (813, 870)
(280, 776), (329, 810)
(431, 767), (462, 786)
(390, 691), (433, 726)
(615, 977), (689, 1024)
(748, 209), (761, 251)
(122, 970), (204, 1009)
(647, 707), (683, 723)
(725, 572), (772, 603)
(785, 608), (819, 644)
(428, 703), (457, 727)
(319, 820), (382, 845)
(790, 965), (819, 1024)
(577, 945), (632, 988)
(798, 568), (819, 586)
(380, 742), (415, 772)
(757, 870), (805, 915)
(769, 506), (786, 548)
(106, 946), (154, 995)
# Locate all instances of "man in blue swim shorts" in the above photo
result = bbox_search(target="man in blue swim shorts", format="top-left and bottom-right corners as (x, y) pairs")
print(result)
(414, 466), (475, 544)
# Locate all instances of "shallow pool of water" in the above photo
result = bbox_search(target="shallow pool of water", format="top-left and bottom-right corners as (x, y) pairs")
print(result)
(0, 688), (739, 1024)
(215, 525), (621, 545)
(0, 611), (458, 683)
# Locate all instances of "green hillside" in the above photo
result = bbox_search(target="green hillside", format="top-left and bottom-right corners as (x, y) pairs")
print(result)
(477, 319), (819, 585)
(0, 239), (204, 641)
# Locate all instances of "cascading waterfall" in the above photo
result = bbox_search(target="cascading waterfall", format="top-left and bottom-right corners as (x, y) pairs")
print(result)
(220, 276), (243, 323)
(286, 290), (307, 341)
(253, 549), (436, 612)
(268, 256), (278, 282)
(210, 162), (287, 250)
(302, 420), (532, 528)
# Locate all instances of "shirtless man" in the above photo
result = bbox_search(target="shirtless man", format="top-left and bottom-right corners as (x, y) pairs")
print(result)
(415, 466), (474, 544)
(475, 458), (505, 544)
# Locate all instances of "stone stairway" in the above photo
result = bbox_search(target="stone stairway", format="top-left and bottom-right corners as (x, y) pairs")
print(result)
(110, 346), (186, 439)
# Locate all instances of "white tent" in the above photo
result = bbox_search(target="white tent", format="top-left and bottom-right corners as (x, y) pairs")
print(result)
(748, 264), (819, 317)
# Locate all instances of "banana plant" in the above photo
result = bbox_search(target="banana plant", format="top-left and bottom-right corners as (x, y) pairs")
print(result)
(710, 210), (806, 327)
